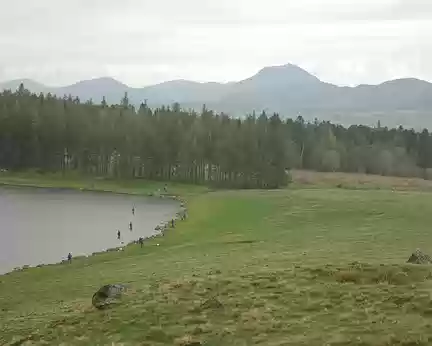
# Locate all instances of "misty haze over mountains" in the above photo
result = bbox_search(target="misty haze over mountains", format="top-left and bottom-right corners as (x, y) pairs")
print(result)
(2, 63), (432, 130)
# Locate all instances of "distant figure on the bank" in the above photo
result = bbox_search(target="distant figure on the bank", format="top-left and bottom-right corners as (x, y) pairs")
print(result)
(67, 252), (72, 264)
(164, 184), (168, 193)
(129, 222), (133, 231)
(139, 237), (144, 248)
(132, 206), (135, 215)
(117, 230), (121, 240)
(171, 219), (175, 228)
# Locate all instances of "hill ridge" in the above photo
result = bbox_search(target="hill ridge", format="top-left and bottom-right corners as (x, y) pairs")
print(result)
(2, 63), (432, 129)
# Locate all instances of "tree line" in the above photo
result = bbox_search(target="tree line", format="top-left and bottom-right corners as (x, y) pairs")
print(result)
(1, 84), (432, 188)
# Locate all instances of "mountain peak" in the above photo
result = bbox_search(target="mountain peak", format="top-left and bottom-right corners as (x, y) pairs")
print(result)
(68, 77), (128, 89)
(242, 63), (320, 86)
(259, 63), (309, 72)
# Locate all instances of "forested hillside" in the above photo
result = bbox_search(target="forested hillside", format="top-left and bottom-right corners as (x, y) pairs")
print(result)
(1, 84), (432, 188)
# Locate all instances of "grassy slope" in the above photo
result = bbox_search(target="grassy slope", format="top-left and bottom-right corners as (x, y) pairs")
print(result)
(2, 174), (432, 345)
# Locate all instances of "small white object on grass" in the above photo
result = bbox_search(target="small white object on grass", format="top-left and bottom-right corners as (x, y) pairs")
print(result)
(157, 243), (160, 246)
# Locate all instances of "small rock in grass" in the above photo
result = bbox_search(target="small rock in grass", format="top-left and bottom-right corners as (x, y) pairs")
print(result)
(407, 249), (432, 264)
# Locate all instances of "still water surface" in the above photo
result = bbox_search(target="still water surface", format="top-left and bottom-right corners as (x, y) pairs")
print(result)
(0, 187), (178, 274)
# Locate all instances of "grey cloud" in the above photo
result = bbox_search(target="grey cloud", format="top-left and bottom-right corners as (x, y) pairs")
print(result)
(389, 0), (432, 18)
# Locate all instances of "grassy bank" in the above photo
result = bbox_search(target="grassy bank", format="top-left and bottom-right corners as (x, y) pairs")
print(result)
(0, 171), (208, 197)
(2, 174), (432, 345)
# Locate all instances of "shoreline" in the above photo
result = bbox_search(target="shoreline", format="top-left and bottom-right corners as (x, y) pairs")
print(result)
(0, 181), (188, 276)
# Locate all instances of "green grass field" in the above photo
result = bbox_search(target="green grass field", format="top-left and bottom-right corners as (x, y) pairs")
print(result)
(2, 173), (432, 345)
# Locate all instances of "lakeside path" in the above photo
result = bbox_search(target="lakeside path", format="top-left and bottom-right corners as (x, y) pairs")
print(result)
(2, 173), (432, 345)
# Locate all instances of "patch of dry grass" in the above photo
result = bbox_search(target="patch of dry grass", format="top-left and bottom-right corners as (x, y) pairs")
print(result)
(292, 169), (432, 191)
(4, 264), (432, 345)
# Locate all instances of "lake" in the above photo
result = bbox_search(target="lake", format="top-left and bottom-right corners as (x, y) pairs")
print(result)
(0, 187), (179, 274)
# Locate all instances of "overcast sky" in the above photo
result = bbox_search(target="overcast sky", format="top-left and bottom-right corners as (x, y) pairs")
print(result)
(0, 0), (431, 87)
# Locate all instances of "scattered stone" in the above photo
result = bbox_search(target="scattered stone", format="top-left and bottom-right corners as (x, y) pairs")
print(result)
(207, 269), (222, 275)
(200, 297), (223, 310)
(407, 249), (432, 264)
(175, 336), (202, 346)
(92, 284), (128, 309)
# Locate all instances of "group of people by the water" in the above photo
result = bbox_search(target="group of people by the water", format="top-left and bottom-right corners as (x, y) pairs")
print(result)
(65, 185), (186, 263)
(65, 204), (138, 264)
(116, 206), (135, 240)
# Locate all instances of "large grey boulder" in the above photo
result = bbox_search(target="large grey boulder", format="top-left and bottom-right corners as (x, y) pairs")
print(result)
(92, 284), (128, 309)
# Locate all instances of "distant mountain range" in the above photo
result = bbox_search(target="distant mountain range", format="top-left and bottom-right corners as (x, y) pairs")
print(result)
(2, 64), (432, 129)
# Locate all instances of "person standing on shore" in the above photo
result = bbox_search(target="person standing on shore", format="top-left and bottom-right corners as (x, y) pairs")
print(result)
(139, 237), (144, 248)
(67, 252), (72, 264)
